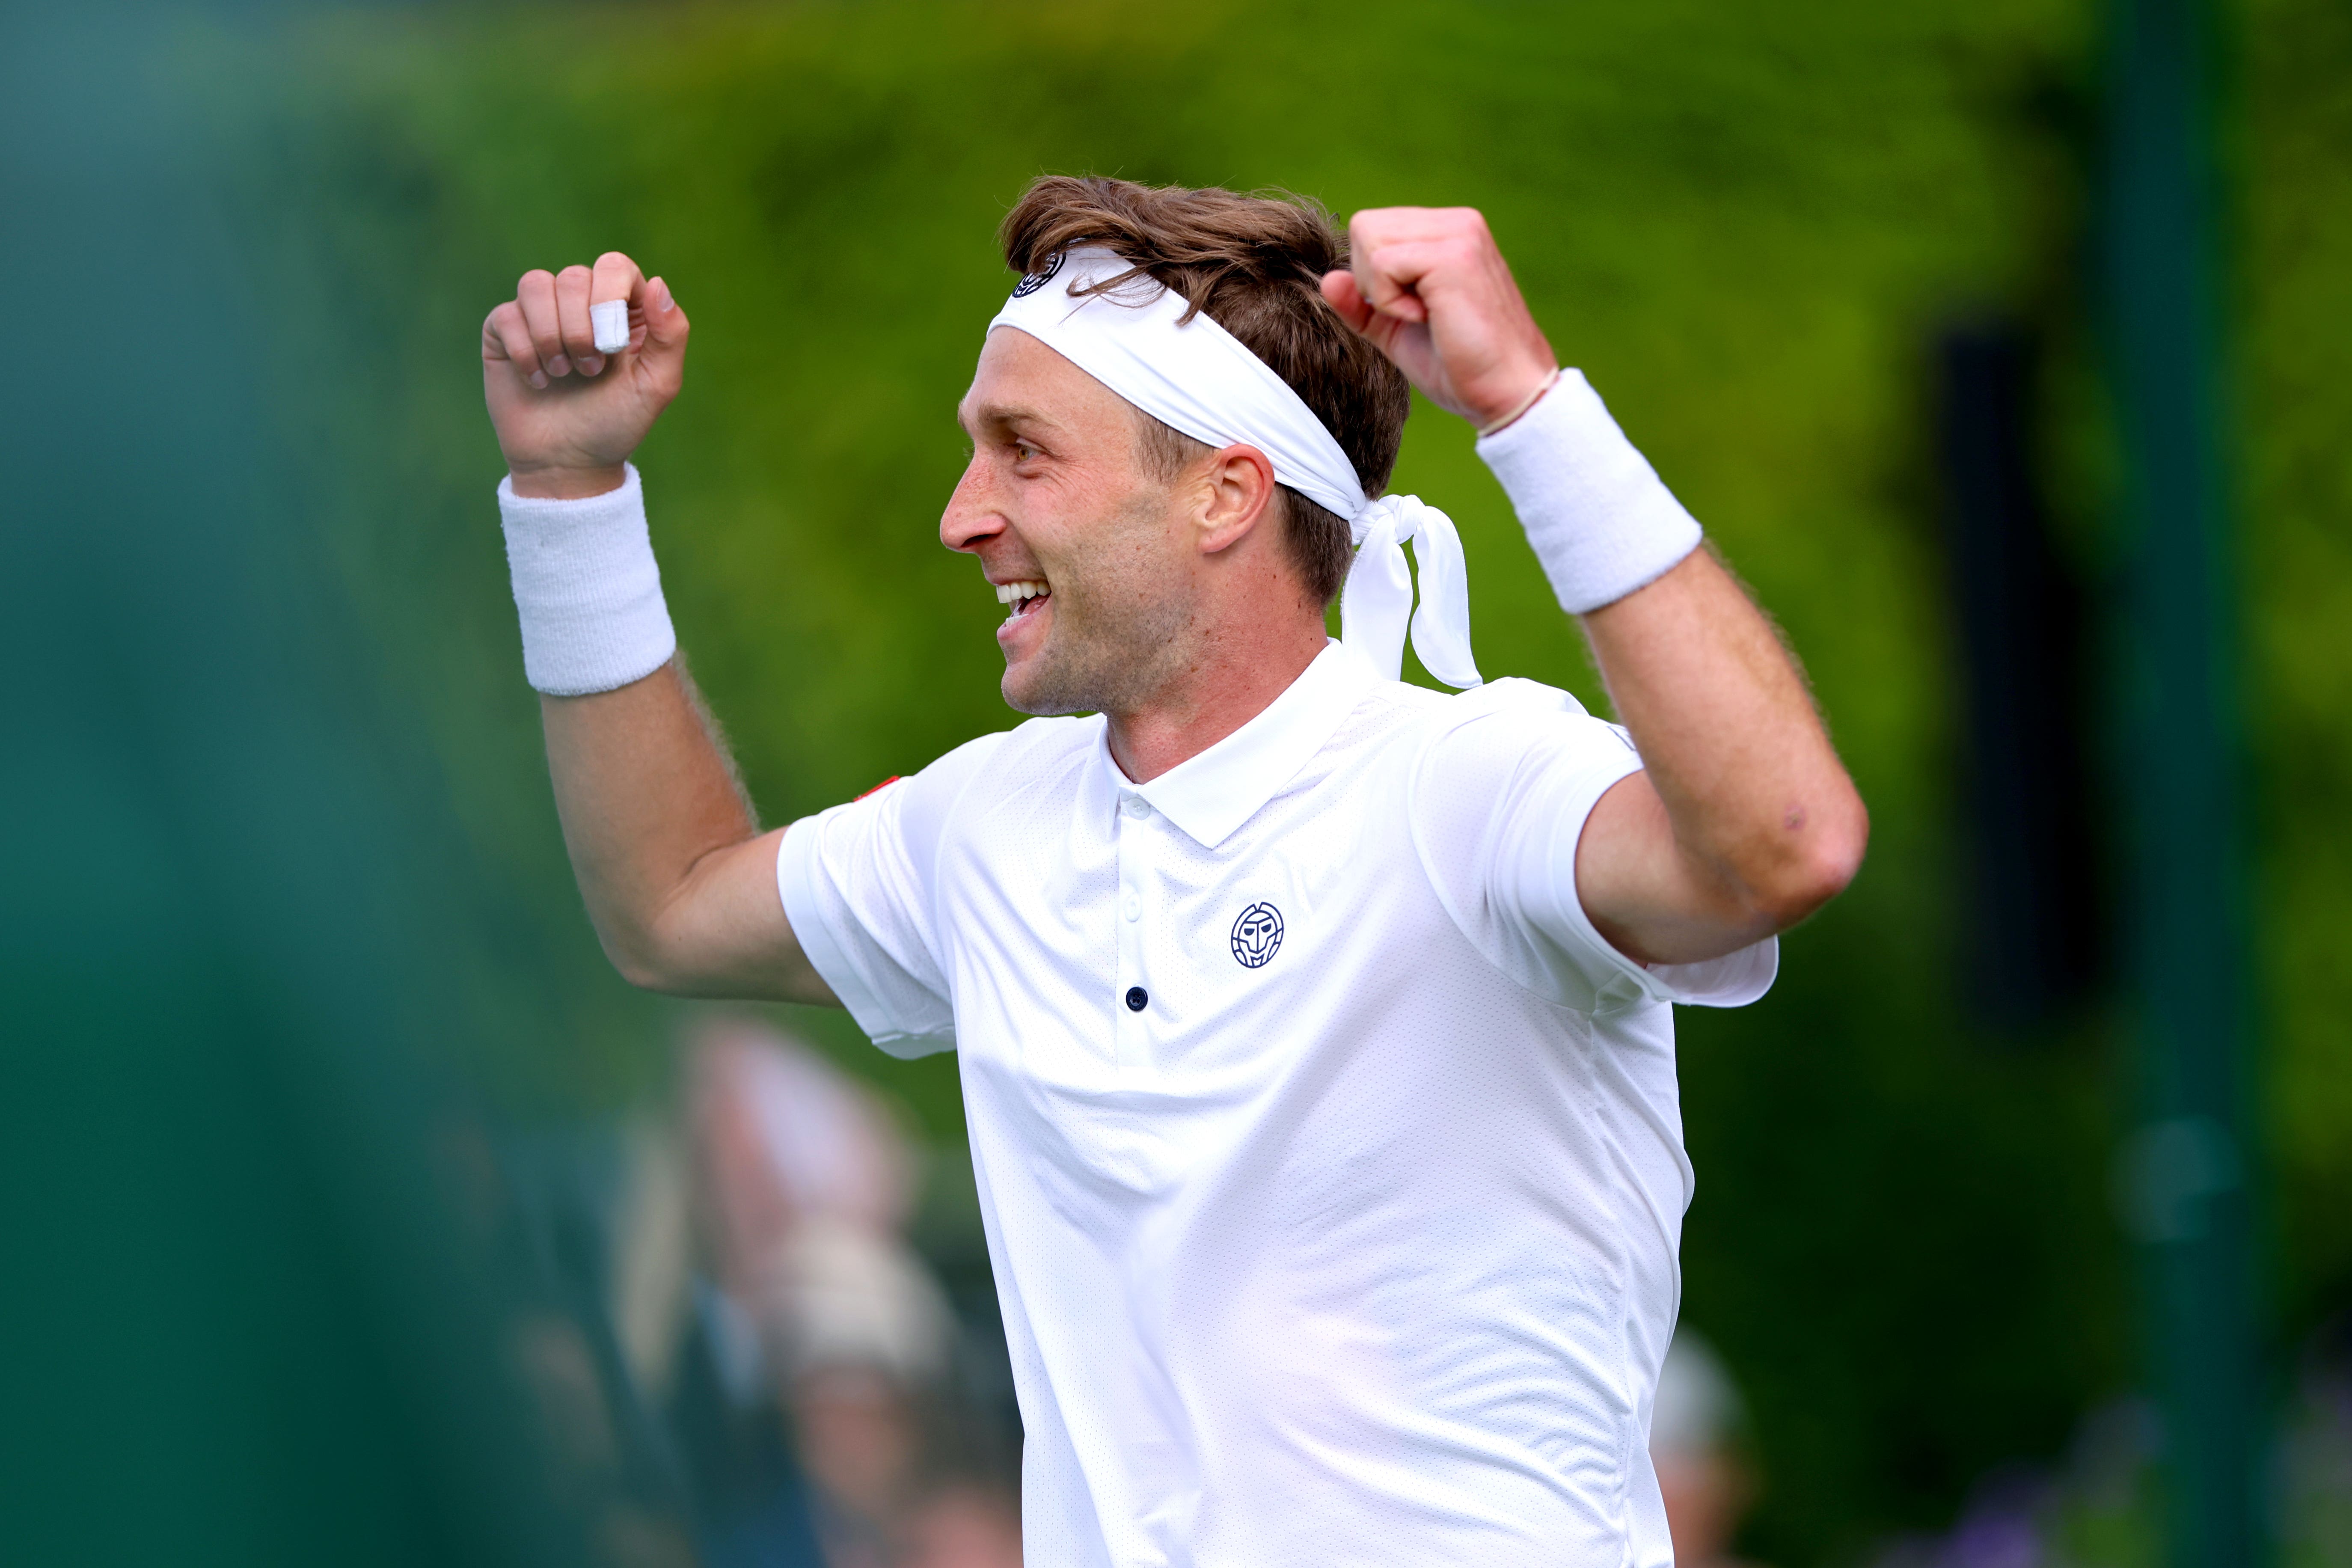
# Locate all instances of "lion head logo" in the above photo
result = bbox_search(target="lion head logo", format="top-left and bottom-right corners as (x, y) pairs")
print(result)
(1229, 902), (1284, 970)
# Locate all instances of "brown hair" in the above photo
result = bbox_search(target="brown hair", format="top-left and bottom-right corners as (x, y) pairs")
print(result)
(999, 177), (1410, 606)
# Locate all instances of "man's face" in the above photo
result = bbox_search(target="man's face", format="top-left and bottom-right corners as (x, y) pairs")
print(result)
(944, 327), (1197, 717)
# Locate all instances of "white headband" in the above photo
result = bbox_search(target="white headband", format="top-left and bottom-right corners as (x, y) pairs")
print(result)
(987, 247), (1481, 689)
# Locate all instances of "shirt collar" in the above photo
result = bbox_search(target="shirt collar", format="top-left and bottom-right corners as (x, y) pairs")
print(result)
(1099, 639), (1382, 849)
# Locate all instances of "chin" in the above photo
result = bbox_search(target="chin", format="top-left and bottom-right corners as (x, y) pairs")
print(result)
(1001, 637), (1124, 718)
(1001, 656), (1087, 718)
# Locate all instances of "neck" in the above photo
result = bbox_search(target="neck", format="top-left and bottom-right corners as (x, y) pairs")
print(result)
(1103, 612), (1328, 783)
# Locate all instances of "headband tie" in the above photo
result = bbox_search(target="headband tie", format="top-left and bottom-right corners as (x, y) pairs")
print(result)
(988, 247), (1482, 689)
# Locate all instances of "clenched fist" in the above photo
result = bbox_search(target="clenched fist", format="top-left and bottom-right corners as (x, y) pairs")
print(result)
(483, 251), (689, 499)
(1320, 208), (1556, 434)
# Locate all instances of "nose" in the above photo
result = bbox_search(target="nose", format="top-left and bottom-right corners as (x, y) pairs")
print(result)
(940, 452), (1004, 556)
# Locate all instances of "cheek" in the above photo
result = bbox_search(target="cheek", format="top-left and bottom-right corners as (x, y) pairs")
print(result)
(1069, 481), (1182, 591)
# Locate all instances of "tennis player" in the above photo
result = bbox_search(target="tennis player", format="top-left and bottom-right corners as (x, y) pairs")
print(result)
(481, 177), (1866, 1566)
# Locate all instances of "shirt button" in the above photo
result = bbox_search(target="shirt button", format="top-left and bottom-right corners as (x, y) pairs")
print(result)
(1125, 986), (1148, 1012)
(1122, 892), (1140, 922)
(1123, 796), (1150, 819)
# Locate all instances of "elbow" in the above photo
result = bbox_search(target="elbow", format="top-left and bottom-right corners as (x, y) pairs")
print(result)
(1745, 797), (1870, 931)
(603, 941), (671, 994)
(609, 951), (675, 994)
(595, 921), (687, 995)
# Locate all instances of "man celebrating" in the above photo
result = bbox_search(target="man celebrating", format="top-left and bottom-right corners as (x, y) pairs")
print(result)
(483, 178), (1865, 1566)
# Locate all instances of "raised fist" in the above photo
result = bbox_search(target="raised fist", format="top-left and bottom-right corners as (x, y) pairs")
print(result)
(482, 252), (689, 498)
(1320, 208), (1556, 434)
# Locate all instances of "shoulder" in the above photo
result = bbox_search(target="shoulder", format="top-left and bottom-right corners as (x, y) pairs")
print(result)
(886, 713), (1097, 839)
(967, 712), (1100, 798)
(1399, 677), (1644, 875)
(902, 713), (1092, 790)
(1402, 677), (1632, 780)
(1312, 676), (1630, 797)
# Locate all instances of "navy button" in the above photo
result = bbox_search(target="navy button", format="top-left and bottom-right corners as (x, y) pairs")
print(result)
(1124, 986), (1148, 1012)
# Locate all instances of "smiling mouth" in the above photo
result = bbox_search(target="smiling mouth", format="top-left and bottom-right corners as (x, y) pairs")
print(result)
(995, 579), (1051, 623)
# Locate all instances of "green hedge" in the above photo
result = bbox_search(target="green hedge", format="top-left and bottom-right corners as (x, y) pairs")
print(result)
(208, 0), (2351, 1559)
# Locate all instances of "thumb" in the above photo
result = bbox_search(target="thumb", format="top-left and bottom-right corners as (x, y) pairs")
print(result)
(640, 275), (689, 356)
(1321, 270), (1375, 334)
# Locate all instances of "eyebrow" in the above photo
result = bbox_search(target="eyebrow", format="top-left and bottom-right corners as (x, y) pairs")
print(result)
(957, 400), (1060, 439)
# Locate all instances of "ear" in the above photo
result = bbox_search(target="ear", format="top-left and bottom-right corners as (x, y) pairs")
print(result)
(1194, 443), (1279, 556)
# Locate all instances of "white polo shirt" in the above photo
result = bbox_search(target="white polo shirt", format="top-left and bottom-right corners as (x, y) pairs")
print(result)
(778, 642), (1775, 1568)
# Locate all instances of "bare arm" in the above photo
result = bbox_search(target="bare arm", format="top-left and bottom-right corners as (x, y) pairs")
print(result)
(1571, 550), (1867, 963)
(1326, 208), (1868, 965)
(484, 252), (834, 1002)
(540, 663), (832, 1000)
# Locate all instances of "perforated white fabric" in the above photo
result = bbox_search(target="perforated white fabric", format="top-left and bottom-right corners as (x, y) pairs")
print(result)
(777, 642), (1776, 1567)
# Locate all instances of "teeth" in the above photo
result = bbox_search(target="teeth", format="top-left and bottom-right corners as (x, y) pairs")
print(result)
(993, 580), (1048, 606)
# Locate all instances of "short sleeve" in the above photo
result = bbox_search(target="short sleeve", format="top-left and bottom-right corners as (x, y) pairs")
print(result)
(1409, 679), (1777, 1015)
(778, 732), (1010, 1057)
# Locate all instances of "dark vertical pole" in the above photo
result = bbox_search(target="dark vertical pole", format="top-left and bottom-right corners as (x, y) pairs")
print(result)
(1935, 321), (2102, 1034)
(2100, 3), (2264, 1566)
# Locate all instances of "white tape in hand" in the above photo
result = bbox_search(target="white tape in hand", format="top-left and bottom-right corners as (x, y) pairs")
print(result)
(590, 299), (631, 356)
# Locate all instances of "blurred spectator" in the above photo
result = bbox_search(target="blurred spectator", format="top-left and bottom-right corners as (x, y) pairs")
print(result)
(900, 1483), (1024, 1568)
(481, 1019), (1019, 1567)
(678, 1018), (1019, 1568)
(1652, 1331), (1762, 1568)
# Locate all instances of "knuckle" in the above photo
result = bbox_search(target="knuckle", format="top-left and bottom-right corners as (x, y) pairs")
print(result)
(519, 268), (553, 288)
(594, 249), (633, 269)
(557, 263), (591, 285)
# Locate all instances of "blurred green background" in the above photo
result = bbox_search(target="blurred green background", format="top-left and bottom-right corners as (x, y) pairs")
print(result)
(10, 0), (2350, 1562)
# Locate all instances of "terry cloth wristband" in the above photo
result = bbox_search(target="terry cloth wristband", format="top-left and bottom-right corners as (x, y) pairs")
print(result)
(1475, 369), (1704, 615)
(496, 463), (678, 696)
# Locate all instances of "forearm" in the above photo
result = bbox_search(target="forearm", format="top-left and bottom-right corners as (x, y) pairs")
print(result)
(1477, 373), (1865, 961)
(540, 661), (795, 994)
(497, 466), (830, 1003)
(1581, 549), (1868, 931)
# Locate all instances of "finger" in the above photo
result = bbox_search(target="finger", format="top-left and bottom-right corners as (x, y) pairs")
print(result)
(1352, 242), (1429, 324)
(1320, 270), (1375, 334)
(1322, 270), (1414, 365)
(1349, 209), (1503, 321)
(1348, 205), (1483, 249)
(1346, 208), (1447, 304)
(1346, 217), (1430, 324)
(517, 269), (567, 379)
(554, 264), (596, 376)
(612, 274), (690, 399)
(1365, 238), (1487, 317)
(590, 251), (648, 359)
(484, 300), (549, 389)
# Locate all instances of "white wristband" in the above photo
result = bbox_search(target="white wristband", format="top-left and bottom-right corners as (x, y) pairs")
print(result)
(1475, 368), (1703, 614)
(496, 463), (678, 696)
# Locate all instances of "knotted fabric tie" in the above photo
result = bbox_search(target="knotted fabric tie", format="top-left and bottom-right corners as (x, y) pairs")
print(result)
(1340, 494), (1480, 687)
(988, 246), (1483, 690)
